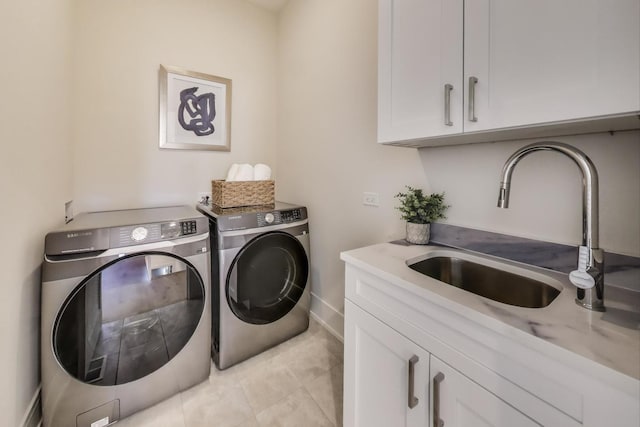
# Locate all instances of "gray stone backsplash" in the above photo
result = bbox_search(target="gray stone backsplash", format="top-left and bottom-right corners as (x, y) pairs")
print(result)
(427, 223), (640, 293)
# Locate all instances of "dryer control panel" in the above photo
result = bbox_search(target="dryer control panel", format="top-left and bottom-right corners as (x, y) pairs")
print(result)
(280, 209), (303, 222)
(257, 211), (281, 226)
(257, 209), (303, 227)
(199, 202), (308, 232)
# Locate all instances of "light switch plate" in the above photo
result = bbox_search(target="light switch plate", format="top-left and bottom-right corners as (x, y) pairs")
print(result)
(363, 192), (380, 207)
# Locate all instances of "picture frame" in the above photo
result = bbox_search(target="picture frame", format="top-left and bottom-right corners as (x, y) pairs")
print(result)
(159, 65), (232, 151)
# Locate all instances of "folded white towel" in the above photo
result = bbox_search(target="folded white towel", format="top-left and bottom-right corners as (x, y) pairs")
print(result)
(232, 163), (254, 181)
(225, 163), (239, 181)
(254, 163), (272, 181)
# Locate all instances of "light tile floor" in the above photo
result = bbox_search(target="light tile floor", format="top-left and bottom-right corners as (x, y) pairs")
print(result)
(117, 319), (344, 427)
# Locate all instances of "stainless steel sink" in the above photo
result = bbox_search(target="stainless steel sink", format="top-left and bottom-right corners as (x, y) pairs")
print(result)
(408, 255), (561, 308)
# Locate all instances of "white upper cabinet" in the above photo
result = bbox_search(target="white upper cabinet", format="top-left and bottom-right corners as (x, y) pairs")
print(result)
(379, 0), (640, 147)
(378, 0), (464, 143)
(464, 0), (640, 132)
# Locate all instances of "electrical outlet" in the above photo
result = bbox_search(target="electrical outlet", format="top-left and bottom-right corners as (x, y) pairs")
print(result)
(363, 192), (380, 207)
(197, 192), (212, 205)
(64, 200), (73, 223)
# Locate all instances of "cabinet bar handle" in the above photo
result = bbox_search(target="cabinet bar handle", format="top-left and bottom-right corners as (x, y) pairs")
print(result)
(468, 76), (478, 122)
(408, 355), (419, 409)
(444, 84), (453, 126)
(433, 372), (445, 427)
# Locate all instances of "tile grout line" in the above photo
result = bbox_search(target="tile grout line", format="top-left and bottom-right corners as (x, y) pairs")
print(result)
(176, 318), (341, 427)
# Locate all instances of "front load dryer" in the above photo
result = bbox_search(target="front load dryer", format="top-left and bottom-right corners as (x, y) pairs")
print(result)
(41, 206), (210, 427)
(197, 202), (311, 370)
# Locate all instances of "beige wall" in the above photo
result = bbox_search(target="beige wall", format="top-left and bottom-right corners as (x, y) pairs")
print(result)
(277, 0), (428, 335)
(72, 0), (278, 213)
(420, 131), (640, 257)
(277, 0), (640, 336)
(0, 1), (74, 425)
(0, 0), (278, 423)
(1, 1), (638, 424)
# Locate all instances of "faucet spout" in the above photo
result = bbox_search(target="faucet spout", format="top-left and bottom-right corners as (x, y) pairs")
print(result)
(497, 182), (510, 208)
(497, 141), (605, 311)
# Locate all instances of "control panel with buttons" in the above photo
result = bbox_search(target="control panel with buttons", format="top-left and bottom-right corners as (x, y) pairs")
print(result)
(257, 212), (281, 227)
(207, 203), (307, 232)
(256, 209), (303, 227)
(181, 220), (197, 235)
(281, 209), (302, 222)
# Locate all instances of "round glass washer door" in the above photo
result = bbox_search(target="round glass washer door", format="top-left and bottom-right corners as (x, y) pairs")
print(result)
(53, 252), (205, 386)
(226, 231), (309, 325)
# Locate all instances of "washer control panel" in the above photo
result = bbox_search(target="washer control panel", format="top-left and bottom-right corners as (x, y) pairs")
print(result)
(131, 226), (149, 241)
(44, 207), (209, 255)
(180, 220), (198, 235)
(115, 220), (199, 246)
(159, 220), (198, 239)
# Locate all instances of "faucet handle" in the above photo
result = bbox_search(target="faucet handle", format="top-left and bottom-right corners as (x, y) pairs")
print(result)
(569, 246), (596, 289)
(570, 270), (596, 289)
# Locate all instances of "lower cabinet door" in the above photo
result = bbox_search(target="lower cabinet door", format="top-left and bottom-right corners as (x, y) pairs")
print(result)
(344, 300), (430, 427)
(430, 355), (539, 427)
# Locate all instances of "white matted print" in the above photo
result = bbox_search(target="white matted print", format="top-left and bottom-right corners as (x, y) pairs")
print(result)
(159, 65), (232, 151)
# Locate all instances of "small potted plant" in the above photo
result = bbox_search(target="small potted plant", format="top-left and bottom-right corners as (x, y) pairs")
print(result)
(395, 186), (449, 244)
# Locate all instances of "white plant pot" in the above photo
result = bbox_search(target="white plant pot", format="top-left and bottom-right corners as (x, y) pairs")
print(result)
(406, 222), (430, 245)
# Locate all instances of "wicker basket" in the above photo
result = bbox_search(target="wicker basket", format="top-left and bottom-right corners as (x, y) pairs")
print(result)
(211, 180), (275, 208)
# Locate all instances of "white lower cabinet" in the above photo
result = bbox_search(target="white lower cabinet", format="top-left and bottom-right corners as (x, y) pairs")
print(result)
(343, 300), (430, 427)
(342, 256), (639, 427)
(344, 299), (579, 427)
(430, 356), (539, 427)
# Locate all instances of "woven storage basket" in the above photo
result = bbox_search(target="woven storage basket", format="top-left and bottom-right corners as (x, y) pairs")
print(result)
(211, 180), (275, 208)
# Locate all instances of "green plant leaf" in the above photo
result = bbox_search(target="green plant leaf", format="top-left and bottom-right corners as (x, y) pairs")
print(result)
(394, 186), (450, 224)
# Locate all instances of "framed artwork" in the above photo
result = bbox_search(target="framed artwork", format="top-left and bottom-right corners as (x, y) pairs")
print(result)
(159, 65), (232, 151)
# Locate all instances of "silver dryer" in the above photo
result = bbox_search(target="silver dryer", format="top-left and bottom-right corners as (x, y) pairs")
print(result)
(198, 202), (311, 370)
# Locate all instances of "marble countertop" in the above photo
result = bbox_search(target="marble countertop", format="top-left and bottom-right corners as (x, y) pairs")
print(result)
(341, 242), (640, 385)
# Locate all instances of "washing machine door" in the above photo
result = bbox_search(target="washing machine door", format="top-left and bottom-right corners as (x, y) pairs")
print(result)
(53, 252), (205, 386)
(226, 231), (309, 325)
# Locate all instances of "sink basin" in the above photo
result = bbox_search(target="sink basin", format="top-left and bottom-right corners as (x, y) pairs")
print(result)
(408, 255), (560, 308)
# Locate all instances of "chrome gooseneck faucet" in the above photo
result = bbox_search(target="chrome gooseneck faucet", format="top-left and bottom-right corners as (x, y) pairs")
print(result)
(497, 141), (605, 311)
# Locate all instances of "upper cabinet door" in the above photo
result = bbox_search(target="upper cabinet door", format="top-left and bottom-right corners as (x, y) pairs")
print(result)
(378, 0), (464, 143)
(464, 0), (640, 132)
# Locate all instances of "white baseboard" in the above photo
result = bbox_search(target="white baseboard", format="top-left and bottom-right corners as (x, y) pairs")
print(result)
(310, 292), (344, 341)
(20, 385), (41, 427)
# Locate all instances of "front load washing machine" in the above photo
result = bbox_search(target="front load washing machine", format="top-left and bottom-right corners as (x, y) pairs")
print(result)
(41, 206), (211, 427)
(197, 202), (311, 370)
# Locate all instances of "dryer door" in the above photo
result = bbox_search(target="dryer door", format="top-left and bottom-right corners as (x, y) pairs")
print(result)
(53, 252), (205, 386)
(226, 231), (309, 324)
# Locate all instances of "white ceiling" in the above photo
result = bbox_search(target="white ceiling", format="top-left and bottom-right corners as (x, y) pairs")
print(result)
(246, 0), (288, 12)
